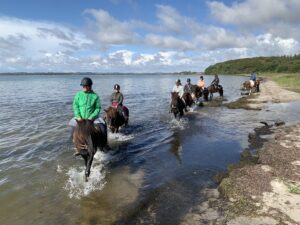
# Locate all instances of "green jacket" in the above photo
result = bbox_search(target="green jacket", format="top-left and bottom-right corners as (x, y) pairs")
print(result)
(73, 90), (101, 120)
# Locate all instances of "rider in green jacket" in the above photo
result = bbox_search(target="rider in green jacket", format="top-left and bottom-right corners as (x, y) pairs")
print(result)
(73, 78), (101, 120)
(70, 77), (107, 155)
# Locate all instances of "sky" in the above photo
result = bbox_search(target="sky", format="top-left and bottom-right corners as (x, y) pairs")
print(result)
(0, 0), (300, 72)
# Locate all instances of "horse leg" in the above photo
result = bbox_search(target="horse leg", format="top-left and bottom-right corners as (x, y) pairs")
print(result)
(81, 154), (88, 167)
(85, 153), (94, 182)
(219, 87), (223, 97)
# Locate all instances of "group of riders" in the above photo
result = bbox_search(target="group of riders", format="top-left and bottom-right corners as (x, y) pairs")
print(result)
(70, 74), (258, 180)
(70, 72), (256, 151)
(172, 74), (221, 110)
(70, 77), (128, 155)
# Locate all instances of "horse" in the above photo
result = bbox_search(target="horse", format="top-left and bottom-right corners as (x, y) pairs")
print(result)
(190, 85), (209, 102)
(207, 84), (223, 100)
(170, 92), (185, 119)
(105, 106), (129, 133)
(72, 119), (107, 182)
(243, 80), (260, 94)
(182, 92), (194, 108)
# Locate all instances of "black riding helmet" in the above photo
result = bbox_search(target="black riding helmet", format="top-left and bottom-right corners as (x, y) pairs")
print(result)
(114, 84), (120, 90)
(80, 77), (93, 86)
(200, 76), (204, 80)
(187, 78), (191, 82)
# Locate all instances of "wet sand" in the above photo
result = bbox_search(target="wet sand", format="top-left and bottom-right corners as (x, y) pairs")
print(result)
(247, 79), (300, 110)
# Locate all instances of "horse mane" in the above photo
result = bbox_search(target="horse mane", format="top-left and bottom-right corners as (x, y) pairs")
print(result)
(106, 106), (118, 118)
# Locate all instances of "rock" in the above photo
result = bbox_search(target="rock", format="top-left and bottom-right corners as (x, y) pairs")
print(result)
(275, 120), (285, 127)
(260, 121), (269, 126)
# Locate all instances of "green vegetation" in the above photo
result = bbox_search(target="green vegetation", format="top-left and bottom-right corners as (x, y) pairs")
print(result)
(287, 183), (300, 194)
(204, 55), (300, 75)
(261, 73), (300, 93)
(174, 71), (199, 75)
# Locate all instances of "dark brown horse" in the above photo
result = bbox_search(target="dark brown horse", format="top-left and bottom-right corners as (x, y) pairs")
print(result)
(105, 106), (128, 133)
(207, 85), (223, 100)
(72, 119), (107, 182)
(243, 80), (260, 94)
(170, 92), (185, 119)
(190, 85), (209, 101)
(182, 92), (194, 108)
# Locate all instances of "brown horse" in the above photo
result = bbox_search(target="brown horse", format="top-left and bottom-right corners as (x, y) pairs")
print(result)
(243, 80), (260, 94)
(170, 92), (185, 119)
(207, 85), (223, 100)
(105, 106), (128, 133)
(72, 119), (107, 182)
(190, 85), (209, 101)
(182, 92), (194, 108)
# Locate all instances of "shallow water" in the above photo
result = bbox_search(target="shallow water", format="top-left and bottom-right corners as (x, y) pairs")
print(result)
(0, 74), (300, 225)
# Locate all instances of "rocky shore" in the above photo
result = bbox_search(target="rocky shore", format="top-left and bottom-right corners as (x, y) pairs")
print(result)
(181, 79), (300, 225)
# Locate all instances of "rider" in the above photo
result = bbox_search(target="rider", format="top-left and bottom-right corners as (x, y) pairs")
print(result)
(211, 74), (220, 88)
(197, 76), (205, 90)
(172, 79), (187, 111)
(71, 77), (107, 155)
(184, 78), (193, 94)
(250, 72), (257, 82)
(110, 84), (128, 121)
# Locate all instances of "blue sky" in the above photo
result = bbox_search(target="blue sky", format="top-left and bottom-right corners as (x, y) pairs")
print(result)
(0, 0), (299, 72)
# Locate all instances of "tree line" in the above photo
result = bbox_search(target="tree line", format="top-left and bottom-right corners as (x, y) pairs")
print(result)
(204, 55), (300, 74)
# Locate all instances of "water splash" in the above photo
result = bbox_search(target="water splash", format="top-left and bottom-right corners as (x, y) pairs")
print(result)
(169, 117), (189, 130)
(108, 132), (134, 142)
(64, 151), (108, 199)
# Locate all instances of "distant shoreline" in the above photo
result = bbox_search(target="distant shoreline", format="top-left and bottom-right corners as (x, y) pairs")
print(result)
(0, 72), (204, 76)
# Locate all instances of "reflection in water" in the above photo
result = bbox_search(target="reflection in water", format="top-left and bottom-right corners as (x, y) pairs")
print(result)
(170, 132), (183, 164)
(77, 166), (144, 225)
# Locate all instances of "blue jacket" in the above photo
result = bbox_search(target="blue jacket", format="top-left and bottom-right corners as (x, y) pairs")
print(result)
(250, 73), (257, 81)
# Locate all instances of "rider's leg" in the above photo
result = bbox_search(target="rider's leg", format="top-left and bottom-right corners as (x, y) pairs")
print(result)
(181, 97), (188, 112)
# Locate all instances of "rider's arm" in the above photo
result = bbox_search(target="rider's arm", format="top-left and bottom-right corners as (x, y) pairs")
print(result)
(110, 93), (114, 103)
(118, 93), (124, 105)
(172, 85), (177, 92)
(179, 86), (184, 98)
(89, 95), (101, 120)
(73, 92), (81, 119)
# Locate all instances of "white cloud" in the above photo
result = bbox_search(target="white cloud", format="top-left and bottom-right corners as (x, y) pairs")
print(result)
(145, 34), (194, 50)
(208, 0), (300, 27)
(156, 5), (183, 33)
(0, 17), (91, 60)
(84, 9), (137, 47)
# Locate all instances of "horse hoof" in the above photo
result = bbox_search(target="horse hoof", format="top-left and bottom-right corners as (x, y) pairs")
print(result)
(85, 177), (88, 182)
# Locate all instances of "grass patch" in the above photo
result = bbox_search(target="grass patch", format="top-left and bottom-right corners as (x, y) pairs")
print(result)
(260, 73), (300, 92)
(287, 183), (300, 194)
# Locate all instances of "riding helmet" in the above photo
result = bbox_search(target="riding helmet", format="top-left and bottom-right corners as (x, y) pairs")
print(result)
(187, 78), (191, 82)
(80, 77), (93, 86)
(114, 84), (120, 90)
(200, 76), (204, 79)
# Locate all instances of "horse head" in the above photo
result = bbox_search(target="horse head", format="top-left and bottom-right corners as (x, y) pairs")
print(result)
(105, 106), (125, 133)
(170, 92), (184, 118)
(183, 92), (194, 107)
